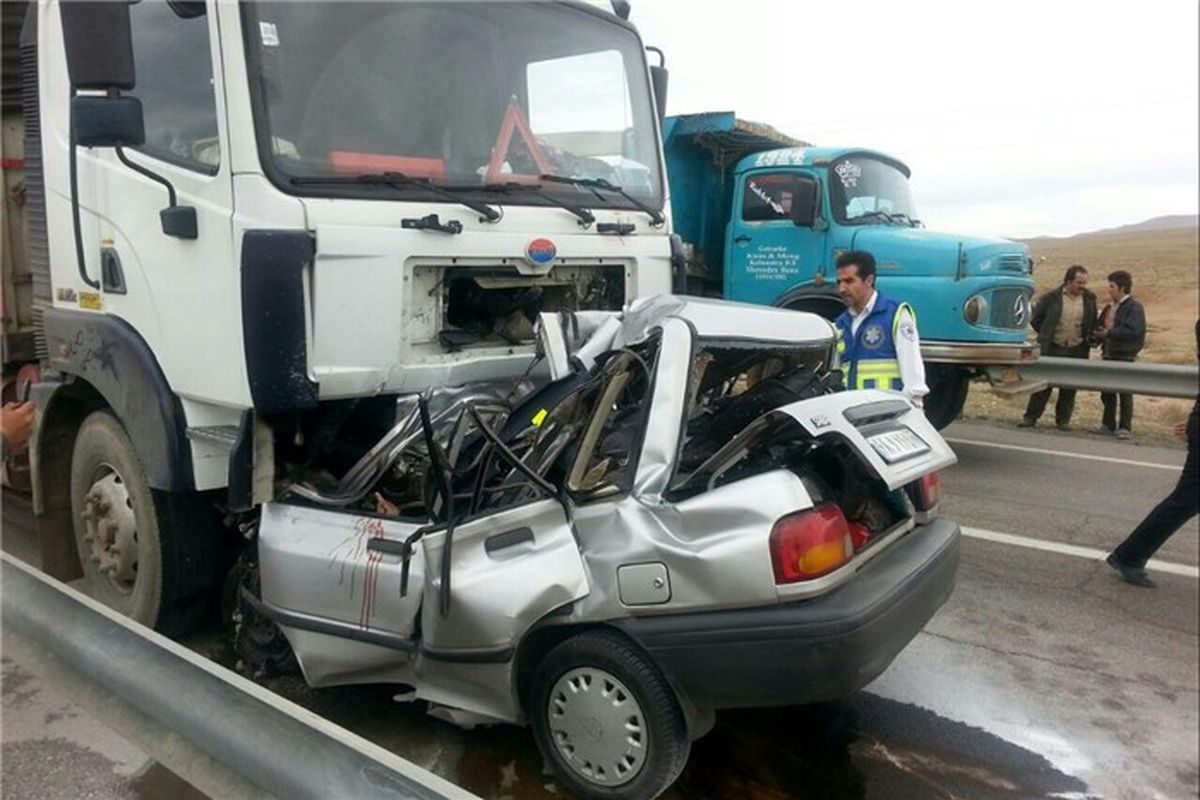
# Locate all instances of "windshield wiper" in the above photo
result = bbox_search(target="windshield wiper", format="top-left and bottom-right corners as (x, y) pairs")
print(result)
(475, 181), (595, 227)
(290, 172), (501, 222)
(885, 212), (921, 227)
(540, 174), (664, 226)
(853, 210), (899, 225)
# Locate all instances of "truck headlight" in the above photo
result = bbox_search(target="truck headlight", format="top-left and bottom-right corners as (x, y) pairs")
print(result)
(964, 294), (989, 325)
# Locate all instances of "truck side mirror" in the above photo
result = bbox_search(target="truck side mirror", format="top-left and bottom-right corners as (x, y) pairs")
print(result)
(649, 66), (669, 122)
(60, 1), (136, 91)
(72, 96), (144, 148)
(791, 179), (819, 228)
(647, 48), (668, 122)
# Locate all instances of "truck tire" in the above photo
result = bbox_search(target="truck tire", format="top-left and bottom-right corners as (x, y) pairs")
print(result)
(69, 410), (218, 635)
(530, 630), (691, 800)
(923, 365), (970, 430)
(780, 288), (845, 321)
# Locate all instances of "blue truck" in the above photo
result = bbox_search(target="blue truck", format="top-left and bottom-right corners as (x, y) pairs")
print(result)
(663, 111), (1039, 428)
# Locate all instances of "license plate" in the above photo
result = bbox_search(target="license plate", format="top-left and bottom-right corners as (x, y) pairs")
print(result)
(867, 428), (930, 464)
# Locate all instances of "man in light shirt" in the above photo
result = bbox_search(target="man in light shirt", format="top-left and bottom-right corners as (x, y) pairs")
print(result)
(1020, 265), (1098, 430)
(833, 250), (929, 407)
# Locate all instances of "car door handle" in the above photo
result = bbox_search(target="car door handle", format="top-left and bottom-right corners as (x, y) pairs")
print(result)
(485, 527), (534, 554)
(366, 538), (410, 556)
(733, 235), (752, 244)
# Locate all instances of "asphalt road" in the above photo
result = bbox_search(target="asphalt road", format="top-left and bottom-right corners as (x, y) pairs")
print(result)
(2, 419), (1197, 800)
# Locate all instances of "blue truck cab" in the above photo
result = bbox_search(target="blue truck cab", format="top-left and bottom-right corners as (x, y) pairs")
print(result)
(663, 112), (1039, 428)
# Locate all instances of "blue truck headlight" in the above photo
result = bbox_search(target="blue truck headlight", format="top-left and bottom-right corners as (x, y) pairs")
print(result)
(964, 294), (989, 325)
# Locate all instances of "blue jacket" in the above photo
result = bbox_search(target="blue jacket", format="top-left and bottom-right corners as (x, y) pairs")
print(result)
(834, 294), (910, 391)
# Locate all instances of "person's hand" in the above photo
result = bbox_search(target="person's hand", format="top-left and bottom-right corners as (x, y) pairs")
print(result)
(373, 492), (401, 517)
(1, 401), (35, 453)
(1173, 421), (1188, 442)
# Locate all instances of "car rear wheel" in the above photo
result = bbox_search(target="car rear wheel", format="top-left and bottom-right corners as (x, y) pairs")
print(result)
(530, 630), (690, 799)
(69, 410), (218, 635)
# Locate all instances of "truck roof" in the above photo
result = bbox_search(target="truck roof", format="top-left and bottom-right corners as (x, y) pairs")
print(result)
(662, 112), (910, 177)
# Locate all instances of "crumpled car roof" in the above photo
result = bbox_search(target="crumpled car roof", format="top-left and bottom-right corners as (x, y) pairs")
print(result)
(610, 295), (837, 350)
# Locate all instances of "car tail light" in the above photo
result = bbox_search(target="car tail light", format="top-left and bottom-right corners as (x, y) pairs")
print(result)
(770, 504), (854, 584)
(907, 471), (941, 511)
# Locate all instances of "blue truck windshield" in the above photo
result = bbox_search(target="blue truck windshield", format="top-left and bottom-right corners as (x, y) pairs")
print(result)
(828, 155), (918, 225)
(243, 2), (663, 210)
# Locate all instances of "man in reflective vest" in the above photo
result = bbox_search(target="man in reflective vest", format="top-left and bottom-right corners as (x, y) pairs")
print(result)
(833, 250), (929, 406)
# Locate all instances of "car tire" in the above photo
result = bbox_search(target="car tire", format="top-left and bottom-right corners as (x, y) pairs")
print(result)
(69, 410), (218, 635)
(530, 630), (690, 800)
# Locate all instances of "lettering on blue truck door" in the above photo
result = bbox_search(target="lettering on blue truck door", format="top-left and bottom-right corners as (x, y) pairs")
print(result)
(727, 171), (825, 305)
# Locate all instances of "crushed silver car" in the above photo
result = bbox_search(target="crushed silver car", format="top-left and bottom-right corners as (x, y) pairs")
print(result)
(234, 296), (960, 799)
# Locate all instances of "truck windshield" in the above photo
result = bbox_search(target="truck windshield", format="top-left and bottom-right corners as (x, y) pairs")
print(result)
(827, 155), (918, 225)
(242, 2), (662, 211)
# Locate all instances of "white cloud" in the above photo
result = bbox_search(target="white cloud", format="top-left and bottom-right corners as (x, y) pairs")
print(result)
(632, 0), (1199, 237)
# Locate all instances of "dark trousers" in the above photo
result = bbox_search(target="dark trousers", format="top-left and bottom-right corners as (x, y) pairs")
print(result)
(1111, 444), (1199, 567)
(1024, 342), (1090, 424)
(1100, 356), (1135, 431)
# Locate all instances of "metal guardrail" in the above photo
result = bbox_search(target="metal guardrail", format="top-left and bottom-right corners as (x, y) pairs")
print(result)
(0, 553), (477, 800)
(1020, 357), (1198, 399)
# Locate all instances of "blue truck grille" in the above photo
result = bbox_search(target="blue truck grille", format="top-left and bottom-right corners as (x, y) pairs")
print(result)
(989, 288), (1031, 330)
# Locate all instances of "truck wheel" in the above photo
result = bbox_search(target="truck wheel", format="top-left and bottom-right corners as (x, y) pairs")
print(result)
(923, 365), (970, 430)
(781, 291), (845, 321)
(530, 630), (690, 799)
(69, 410), (216, 635)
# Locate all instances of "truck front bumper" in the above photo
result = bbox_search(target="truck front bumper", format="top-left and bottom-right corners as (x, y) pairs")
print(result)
(920, 339), (1039, 366)
(613, 517), (960, 710)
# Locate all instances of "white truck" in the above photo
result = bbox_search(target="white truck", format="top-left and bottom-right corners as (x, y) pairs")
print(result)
(3, 0), (674, 631)
(3, 4), (961, 798)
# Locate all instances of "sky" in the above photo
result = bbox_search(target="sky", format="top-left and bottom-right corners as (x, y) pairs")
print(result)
(628, 0), (1200, 239)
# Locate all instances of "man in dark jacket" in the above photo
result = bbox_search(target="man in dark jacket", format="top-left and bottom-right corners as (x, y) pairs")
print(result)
(1020, 265), (1099, 430)
(1106, 320), (1199, 588)
(1094, 270), (1146, 438)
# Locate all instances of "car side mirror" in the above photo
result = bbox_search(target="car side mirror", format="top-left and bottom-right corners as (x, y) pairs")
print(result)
(791, 180), (818, 228)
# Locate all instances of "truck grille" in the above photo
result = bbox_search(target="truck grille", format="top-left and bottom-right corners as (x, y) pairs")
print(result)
(989, 288), (1031, 330)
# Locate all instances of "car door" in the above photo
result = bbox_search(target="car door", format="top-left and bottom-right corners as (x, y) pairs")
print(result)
(725, 169), (826, 306)
(419, 497), (589, 654)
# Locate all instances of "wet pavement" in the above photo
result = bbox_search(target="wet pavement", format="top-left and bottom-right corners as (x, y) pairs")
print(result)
(1, 653), (207, 800)
(3, 420), (1197, 799)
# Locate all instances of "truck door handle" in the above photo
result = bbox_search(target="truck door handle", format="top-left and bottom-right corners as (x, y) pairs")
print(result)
(733, 235), (752, 244)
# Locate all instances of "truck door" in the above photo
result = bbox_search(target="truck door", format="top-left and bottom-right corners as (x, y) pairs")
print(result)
(725, 170), (826, 306)
(86, 2), (238, 405)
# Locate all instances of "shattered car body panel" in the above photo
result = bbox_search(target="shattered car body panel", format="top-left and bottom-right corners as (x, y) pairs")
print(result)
(250, 295), (959, 729)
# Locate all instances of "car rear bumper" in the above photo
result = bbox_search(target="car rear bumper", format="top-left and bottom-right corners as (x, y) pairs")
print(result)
(613, 516), (960, 710)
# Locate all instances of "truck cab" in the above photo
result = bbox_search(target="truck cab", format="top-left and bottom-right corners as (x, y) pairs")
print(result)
(10, 0), (673, 632)
(664, 112), (1039, 428)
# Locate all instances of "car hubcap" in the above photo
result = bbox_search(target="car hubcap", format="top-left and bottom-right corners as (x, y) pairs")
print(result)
(80, 467), (139, 593)
(547, 667), (647, 786)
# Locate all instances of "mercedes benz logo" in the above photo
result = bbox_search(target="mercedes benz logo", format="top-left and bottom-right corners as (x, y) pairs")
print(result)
(1013, 294), (1030, 327)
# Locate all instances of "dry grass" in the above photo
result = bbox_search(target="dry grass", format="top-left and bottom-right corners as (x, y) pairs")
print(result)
(962, 225), (1198, 442)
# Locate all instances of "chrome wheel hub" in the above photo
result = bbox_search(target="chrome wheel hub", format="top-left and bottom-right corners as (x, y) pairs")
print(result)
(80, 468), (139, 592)
(547, 667), (647, 786)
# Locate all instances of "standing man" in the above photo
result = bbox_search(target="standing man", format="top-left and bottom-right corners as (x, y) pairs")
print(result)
(1093, 270), (1146, 439)
(1020, 265), (1098, 430)
(1106, 320), (1199, 588)
(834, 250), (928, 406)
